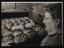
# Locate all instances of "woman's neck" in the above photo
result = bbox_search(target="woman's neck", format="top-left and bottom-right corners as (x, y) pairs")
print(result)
(47, 27), (58, 35)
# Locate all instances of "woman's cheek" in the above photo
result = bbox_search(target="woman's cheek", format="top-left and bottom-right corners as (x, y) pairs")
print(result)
(45, 20), (54, 29)
(45, 20), (51, 26)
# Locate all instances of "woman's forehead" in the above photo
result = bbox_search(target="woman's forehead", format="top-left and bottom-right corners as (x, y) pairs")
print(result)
(45, 12), (52, 18)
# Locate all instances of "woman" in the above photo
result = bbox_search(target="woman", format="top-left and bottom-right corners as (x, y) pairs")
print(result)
(41, 3), (62, 46)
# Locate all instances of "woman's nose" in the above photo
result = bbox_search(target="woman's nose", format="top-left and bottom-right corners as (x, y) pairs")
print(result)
(43, 18), (45, 23)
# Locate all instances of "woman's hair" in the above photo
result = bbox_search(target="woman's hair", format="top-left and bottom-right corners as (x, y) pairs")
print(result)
(44, 3), (62, 29)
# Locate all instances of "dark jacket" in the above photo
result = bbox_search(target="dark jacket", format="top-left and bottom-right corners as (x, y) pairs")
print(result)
(41, 33), (62, 46)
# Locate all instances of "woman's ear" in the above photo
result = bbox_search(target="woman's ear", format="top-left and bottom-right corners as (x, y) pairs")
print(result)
(55, 19), (60, 25)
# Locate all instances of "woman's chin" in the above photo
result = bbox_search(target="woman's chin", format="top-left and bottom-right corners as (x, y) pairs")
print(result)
(45, 27), (49, 31)
(45, 27), (51, 32)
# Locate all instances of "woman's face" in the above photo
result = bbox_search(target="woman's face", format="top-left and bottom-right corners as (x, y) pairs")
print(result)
(43, 12), (56, 31)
